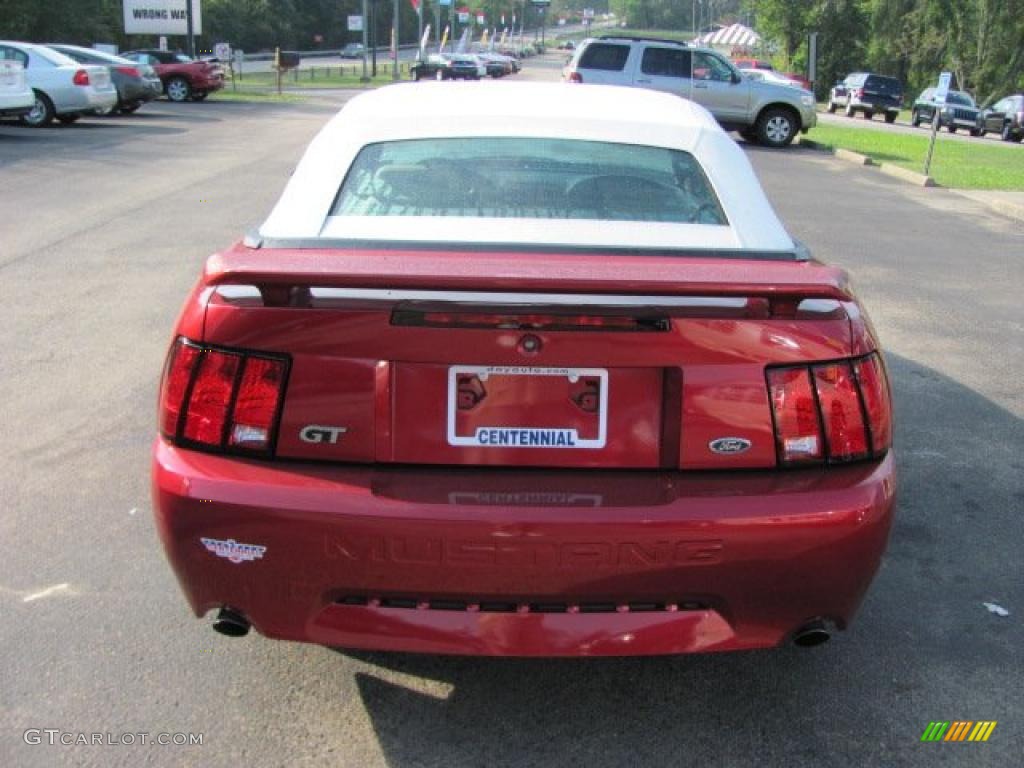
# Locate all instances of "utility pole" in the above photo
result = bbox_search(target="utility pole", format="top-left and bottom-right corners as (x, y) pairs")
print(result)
(361, 0), (369, 82)
(185, 0), (195, 57)
(392, 0), (400, 80)
(371, 0), (377, 76)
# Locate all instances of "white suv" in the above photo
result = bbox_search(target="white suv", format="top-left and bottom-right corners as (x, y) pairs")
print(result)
(563, 37), (816, 148)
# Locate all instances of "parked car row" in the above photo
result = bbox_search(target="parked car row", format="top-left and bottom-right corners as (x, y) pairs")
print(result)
(412, 51), (520, 81)
(828, 70), (1023, 143)
(0, 40), (224, 127)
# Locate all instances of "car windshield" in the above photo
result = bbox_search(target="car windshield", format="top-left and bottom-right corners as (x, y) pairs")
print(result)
(332, 137), (728, 225)
(946, 91), (974, 106)
(174, 54), (193, 63)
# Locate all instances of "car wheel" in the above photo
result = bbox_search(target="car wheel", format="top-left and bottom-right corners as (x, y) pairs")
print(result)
(755, 107), (797, 148)
(864, 110), (874, 120)
(884, 111), (897, 124)
(56, 114), (80, 125)
(20, 90), (55, 127)
(969, 127), (981, 137)
(166, 77), (191, 102)
(827, 101), (837, 114)
(946, 124), (957, 133)
(1001, 122), (1014, 142)
(911, 110), (920, 127)
(192, 92), (208, 101)
(120, 102), (142, 114)
(845, 102), (855, 117)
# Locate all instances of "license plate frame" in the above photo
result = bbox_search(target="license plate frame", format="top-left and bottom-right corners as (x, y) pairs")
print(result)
(446, 365), (608, 449)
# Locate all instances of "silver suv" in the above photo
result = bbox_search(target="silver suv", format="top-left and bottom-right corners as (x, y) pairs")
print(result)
(563, 37), (816, 148)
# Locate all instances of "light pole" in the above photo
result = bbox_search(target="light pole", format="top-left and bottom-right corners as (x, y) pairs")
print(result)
(185, 0), (195, 57)
(392, 0), (399, 80)
(361, 0), (369, 82)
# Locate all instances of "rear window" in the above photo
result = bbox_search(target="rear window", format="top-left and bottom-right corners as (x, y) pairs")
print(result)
(864, 75), (901, 94)
(331, 137), (727, 225)
(578, 43), (629, 72)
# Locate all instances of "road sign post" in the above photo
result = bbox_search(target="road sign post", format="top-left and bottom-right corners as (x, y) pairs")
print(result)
(924, 71), (953, 177)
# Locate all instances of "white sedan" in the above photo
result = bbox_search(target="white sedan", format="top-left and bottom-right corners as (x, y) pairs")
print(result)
(0, 41), (117, 126)
(0, 59), (33, 119)
(740, 68), (804, 89)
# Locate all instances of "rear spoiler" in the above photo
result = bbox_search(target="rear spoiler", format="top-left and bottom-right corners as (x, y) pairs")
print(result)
(204, 239), (852, 303)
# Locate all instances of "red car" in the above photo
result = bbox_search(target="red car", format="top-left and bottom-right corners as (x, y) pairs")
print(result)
(121, 49), (224, 102)
(733, 59), (813, 91)
(153, 83), (895, 657)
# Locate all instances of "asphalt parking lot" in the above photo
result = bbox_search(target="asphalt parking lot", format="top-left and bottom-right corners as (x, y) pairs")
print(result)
(1, 66), (1021, 767)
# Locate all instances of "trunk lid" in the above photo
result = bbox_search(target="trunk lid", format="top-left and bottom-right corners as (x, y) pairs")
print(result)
(200, 244), (854, 471)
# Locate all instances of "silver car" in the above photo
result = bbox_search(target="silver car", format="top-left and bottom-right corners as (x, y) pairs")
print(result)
(0, 41), (117, 126)
(563, 37), (816, 148)
(0, 59), (34, 119)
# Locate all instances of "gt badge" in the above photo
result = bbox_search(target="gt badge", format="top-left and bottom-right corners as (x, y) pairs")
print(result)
(709, 437), (752, 455)
(300, 425), (348, 444)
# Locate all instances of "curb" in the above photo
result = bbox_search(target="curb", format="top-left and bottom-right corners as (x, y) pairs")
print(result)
(876, 163), (936, 187)
(796, 136), (934, 186)
(797, 137), (1024, 223)
(953, 191), (1024, 224)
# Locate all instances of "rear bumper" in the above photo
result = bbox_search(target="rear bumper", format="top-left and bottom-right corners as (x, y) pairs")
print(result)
(152, 440), (896, 656)
(120, 80), (162, 104)
(191, 75), (224, 93)
(851, 98), (900, 113)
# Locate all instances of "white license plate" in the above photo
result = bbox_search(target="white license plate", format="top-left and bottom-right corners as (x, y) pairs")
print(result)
(446, 365), (608, 449)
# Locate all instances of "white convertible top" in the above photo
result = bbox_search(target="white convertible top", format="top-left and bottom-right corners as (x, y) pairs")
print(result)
(259, 82), (794, 251)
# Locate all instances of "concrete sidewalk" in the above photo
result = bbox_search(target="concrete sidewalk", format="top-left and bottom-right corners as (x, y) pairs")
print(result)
(952, 190), (1024, 223)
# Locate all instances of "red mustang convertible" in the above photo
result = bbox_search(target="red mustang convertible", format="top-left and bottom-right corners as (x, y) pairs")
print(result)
(153, 83), (895, 656)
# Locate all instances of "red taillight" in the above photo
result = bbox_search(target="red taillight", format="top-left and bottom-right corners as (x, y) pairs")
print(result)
(115, 66), (141, 77)
(767, 367), (823, 464)
(768, 352), (891, 467)
(159, 339), (288, 455)
(568, 72), (583, 83)
(72, 69), (90, 86)
(813, 362), (869, 461)
(159, 342), (200, 436)
(853, 353), (892, 454)
(228, 357), (286, 450)
(183, 350), (241, 445)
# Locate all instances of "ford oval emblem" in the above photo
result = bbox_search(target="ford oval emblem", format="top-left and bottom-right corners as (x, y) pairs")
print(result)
(709, 437), (752, 455)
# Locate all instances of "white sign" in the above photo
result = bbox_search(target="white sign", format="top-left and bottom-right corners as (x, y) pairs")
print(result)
(123, 0), (202, 36)
(347, 15), (364, 32)
(213, 42), (231, 61)
(583, 8), (595, 19)
(935, 71), (952, 103)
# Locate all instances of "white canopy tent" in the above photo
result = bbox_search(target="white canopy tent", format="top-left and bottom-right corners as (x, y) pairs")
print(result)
(695, 23), (761, 54)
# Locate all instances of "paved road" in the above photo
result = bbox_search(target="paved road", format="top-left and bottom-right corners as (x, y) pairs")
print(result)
(818, 109), (1024, 148)
(1, 55), (1021, 768)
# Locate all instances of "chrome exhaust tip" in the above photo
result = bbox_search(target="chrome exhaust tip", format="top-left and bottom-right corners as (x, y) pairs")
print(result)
(212, 607), (250, 638)
(793, 619), (831, 648)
